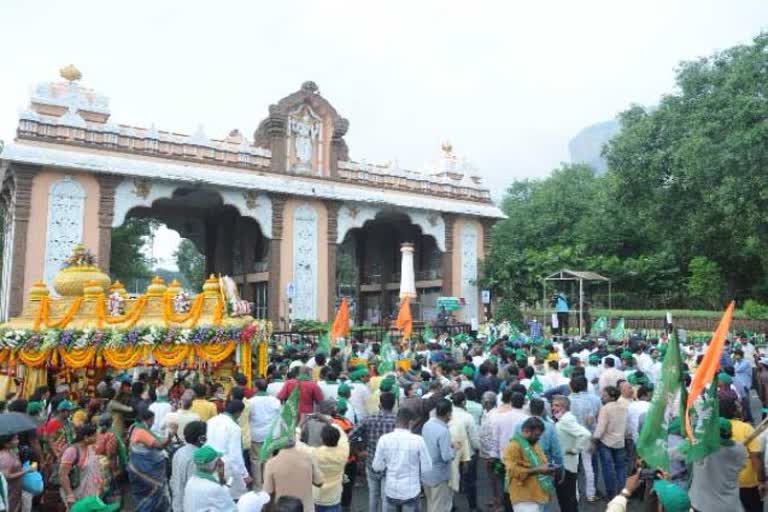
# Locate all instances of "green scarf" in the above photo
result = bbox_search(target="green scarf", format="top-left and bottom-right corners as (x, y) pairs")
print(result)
(193, 469), (221, 485)
(297, 374), (312, 381)
(512, 433), (555, 495)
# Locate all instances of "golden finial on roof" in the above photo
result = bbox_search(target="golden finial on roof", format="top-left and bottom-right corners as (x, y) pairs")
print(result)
(59, 64), (82, 82)
(441, 141), (453, 155)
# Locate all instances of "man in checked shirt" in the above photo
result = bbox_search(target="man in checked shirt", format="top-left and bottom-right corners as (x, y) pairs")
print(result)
(350, 392), (397, 512)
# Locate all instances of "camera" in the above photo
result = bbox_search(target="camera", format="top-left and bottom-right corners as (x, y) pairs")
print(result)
(639, 468), (659, 482)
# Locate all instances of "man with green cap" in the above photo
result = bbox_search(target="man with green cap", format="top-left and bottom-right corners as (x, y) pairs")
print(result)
(183, 444), (236, 511)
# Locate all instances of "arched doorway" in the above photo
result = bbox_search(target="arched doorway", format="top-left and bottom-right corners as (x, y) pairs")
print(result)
(112, 187), (270, 318)
(338, 210), (443, 325)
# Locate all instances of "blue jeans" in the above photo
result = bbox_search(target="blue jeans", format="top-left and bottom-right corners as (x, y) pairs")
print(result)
(597, 442), (626, 498)
(317, 505), (341, 512)
(367, 465), (386, 512)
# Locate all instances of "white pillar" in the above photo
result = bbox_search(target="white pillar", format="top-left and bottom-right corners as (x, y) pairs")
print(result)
(399, 242), (416, 299)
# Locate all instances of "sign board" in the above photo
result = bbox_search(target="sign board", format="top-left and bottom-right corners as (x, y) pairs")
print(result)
(437, 297), (462, 311)
(286, 282), (295, 299)
(481, 290), (491, 304)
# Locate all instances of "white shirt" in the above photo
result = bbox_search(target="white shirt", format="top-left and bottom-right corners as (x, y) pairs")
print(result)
(349, 382), (370, 421)
(149, 401), (173, 437)
(248, 394), (281, 443)
(372, 428), (433, 500)
(206, 413), (248, 498)
(626, 400), (651, 442)
(182, 474), (237, 512)
(493, 408), (529, 456)
(266, 380), (284, 397)
(318, 381), (339, 401)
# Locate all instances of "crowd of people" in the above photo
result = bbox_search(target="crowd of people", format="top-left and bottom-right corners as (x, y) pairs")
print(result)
(0, 327), (766, 512)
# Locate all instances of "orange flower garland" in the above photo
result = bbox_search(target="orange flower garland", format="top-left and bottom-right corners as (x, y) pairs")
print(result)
(35, 296), (83, 330)
(17, 349), (49, 368)
(161, 294), (205, 326)
(57, 346), (96, 368)
(99, 295), (148, 326)
(102, 345), (145, 369)
(195, 341), (235, 363)
(153, 344), (191, 366)
(213, 299), (224, 326)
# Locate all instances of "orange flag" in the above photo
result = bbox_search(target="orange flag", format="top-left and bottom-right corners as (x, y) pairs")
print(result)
(394, 297), (413, 340)
(330, 298), (350, 341)
(685, 301), (735, 441)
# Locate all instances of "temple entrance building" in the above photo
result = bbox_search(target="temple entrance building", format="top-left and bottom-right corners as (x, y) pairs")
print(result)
(0, 68), (503, 327)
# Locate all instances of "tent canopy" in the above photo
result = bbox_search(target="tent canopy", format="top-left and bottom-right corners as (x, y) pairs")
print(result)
(541, 269), (612, 336)
(544, 269), (610, 282)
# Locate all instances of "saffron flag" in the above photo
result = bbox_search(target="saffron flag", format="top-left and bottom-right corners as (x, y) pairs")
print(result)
(685, 301), (735, 441)
(636, 331), (685, 470)
(330, 298), (350, 342)
(395, 297), (413, 340)
(259, 386), (299, 461)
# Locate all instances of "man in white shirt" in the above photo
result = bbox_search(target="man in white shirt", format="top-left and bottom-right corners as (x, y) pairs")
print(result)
(625, 385), (652, 444)
(248, 379), (281, 491)
(372, 407), (433, 511)
(493, 390), (529, 458)
(148, 385), (173, 437)
(598, 358), (625, 392)
(207, 399), (252, 500)
(183, 444), (236, 512)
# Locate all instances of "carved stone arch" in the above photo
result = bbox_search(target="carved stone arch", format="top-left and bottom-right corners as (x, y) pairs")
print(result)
(44, 175), (87, 287)
(112, 179), (272, 238)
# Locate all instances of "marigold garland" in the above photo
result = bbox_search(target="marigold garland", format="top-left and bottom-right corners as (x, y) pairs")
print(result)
(17, 349), (49, 368)
(195, 341), (235, 363)
(102, 345), (145, 369)
(102, 295), (148, 327)
(213, 299), (224, 326)
(57, 346), (96, 368)
(161, 294), (205, 327)
(35, 296), (83, 330)
(0, 349), (8, 365)
(153, 344), (191, 366)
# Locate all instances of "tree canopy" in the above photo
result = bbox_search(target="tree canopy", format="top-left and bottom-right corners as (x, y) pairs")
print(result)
(483, 33), (768, 314)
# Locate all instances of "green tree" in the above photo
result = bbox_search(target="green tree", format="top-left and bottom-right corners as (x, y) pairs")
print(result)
(175, 239), (205, 291)
(110, 217), (156, 285)
(687, 256), (722, 309)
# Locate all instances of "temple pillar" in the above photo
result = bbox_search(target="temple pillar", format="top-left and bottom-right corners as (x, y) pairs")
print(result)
(96, 174), (123, 273)
(267, 193), (287, 326)
(214, 212), (235, 275)
(266, 109), (287, 174)
(204, 217), (218, 276)
(6, 165), (39, 317)
(354, 230), (365, 325)
(325, 200), (341, 320)
(441, 213), (455, 298)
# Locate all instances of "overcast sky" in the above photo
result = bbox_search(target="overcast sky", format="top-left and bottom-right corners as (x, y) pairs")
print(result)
(1, 0), (766, 267)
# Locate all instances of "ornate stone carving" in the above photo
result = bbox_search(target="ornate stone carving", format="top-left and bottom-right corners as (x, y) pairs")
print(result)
(4, 166), (38, 318)
(96, 174), (123, 272)
(219, 189), (272, 239)
(133, 178), (152, 199)
(243, 190), (258, 209)
(336, 203), (380, 244)
(44, 176), (86, 289)
(460, 222), (479, 323)
(293, 203), (317, 320)
(407, 210), (446, 252)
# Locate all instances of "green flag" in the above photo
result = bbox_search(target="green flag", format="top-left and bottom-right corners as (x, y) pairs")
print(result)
(610, 318), (626, 340)
(378, 334), (395, 375)
(636, 332), (684, 470)
(317, 331), (331, 355)
(527, 375), (543, 399)
(259, 386), (299, 461)
(592, 316), (608, 334)
(680, 381), (720, 463)
(422, 324), (435, 343)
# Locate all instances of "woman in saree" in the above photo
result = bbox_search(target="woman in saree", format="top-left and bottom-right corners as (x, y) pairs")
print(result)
(39, 398), (76, 512)
(127, 408), (177, 512)
(59, 423), (103, 511)
(94, 414), (125, 505)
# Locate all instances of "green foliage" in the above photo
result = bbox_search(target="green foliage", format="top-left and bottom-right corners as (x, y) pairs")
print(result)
(686, 257), (722, 309)
(485, 33), (768, 315)
(494, 299), (523, 325)
(110, 218), (157, 285)
(291, 320), (331, 333)
(743, 300), (768, 320)
(175, 239), (205, 291)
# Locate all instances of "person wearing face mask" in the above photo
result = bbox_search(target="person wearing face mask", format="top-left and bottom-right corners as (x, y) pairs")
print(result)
(551, 396), (591, 512)
(502, 416), (556, 512)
